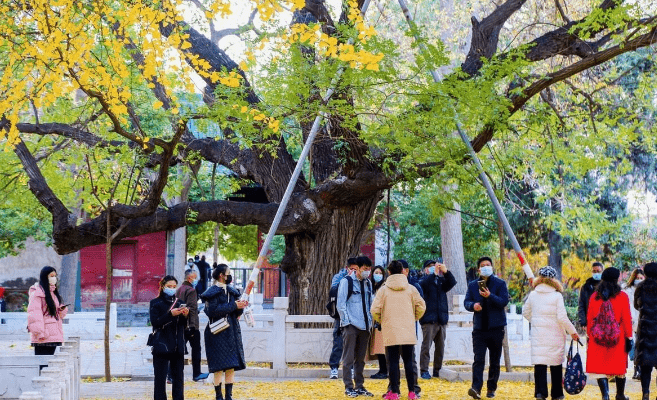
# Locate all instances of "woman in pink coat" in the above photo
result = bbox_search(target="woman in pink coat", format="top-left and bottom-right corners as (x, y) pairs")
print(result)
(27, 266), (68, 355)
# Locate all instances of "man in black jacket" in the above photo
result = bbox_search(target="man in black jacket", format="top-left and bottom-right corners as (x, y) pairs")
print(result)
(577, 262), (603, 328)
(464, 257), (509, 400)
(419, 260), (457, 379)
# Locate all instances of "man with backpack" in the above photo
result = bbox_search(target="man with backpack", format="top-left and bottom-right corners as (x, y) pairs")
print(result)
(337, 256), (374, 397)
(327, 257), (359, 379)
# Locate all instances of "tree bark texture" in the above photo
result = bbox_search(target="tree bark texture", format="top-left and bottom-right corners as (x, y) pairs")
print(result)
(58, 252), (79, 313)
(281, 196), (380, 316)
(440, 206), (467, 307)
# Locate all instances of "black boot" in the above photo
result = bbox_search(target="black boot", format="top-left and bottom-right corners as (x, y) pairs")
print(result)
(615, 377), (629, 400)
(225, 383), (233, 400)
(215, 384), (223, 400)
(597, 378), (610, 400)
(641, 393), (649, 400)
(633, 365), (642, 380)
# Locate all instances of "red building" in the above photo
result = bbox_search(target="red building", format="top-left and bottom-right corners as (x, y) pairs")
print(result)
(79, 232), (168, 309)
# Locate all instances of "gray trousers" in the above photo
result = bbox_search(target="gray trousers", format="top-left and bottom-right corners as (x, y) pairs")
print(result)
(420, 322), (446, 374)
(341, 325), (370, 390)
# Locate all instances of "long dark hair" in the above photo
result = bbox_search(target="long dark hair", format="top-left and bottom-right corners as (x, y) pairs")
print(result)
(39, 266), (62, 319)
(594, 280), (622, 301)
(370, 265), (386, 292)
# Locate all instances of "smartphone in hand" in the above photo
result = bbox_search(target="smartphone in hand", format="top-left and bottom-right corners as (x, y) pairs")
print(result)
(477, 280), (487, 291)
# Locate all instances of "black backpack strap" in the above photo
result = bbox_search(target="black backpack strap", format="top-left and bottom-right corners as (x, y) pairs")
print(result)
(346, 275), (354, 301)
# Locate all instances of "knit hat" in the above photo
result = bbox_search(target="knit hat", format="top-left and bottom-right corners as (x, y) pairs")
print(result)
(601, 267), (620, 283)
(538, 266), (557, 279)
(422, 260), (436, 270)
(644, 263), (657, 279)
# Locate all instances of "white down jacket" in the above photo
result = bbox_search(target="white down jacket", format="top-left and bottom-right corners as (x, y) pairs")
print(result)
(523, 282), (577, 365)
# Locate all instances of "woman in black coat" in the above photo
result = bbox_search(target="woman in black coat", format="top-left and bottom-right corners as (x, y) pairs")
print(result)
(636, 262), (657, 400)
(201, 264), (248, 400)
(150, 275), (189, 400)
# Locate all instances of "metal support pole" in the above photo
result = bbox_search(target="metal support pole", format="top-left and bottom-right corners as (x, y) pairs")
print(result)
(240, 0), (375, 303)
(395, 0), (534, 280)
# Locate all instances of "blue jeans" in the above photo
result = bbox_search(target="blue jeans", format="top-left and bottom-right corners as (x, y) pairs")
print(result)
(329, 318), (343, 369)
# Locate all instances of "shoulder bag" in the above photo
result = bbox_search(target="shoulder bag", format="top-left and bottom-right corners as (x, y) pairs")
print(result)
(209, 290), (231, 334)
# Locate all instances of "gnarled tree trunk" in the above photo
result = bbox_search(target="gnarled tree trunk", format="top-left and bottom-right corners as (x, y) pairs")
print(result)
(281, 197), (380, 315)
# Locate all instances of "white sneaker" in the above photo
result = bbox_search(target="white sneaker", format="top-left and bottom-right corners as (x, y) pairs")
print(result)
(330, 368), (338, 379)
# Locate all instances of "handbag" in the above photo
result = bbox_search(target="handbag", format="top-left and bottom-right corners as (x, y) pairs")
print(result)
(209, 290), (231, 335)
(148, 297), (179, 346)
(563, 340), (587, 395)
(146, 329), (158, 346)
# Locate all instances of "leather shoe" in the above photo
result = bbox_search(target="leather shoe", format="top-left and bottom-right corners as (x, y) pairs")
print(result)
(468, 387), (481, 399)
(193, 372), (209, 382)
(486, 391), (495, 398)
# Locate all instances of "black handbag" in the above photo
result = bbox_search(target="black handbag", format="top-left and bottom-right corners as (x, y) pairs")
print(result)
(147, 329), (159, 346)
(563, 340), (587, 395)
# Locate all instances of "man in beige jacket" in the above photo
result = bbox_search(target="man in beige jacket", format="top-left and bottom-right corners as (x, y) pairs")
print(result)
(371, 260), (426, 400)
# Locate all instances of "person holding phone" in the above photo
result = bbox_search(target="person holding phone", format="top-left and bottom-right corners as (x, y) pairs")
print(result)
(464, 257), (510, 399)
(150, 275), (189, 400)
(27, 266), (68, 356)
(201, 263), (247, 400)
(419, 259), (457, 380)
(176, 269), (209, 382)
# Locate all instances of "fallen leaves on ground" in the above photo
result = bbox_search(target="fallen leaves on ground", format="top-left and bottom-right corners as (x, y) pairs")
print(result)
(180, 379), (641, 400)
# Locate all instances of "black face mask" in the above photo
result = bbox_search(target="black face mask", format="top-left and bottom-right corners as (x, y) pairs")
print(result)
(224, 275), (233, 285)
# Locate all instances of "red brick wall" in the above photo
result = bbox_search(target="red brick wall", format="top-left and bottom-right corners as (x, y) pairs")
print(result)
(80, 231), (166, 308)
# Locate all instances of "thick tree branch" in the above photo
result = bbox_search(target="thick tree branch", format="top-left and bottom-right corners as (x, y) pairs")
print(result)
(15, 122), (109, 146)
(8, 137), (75, 250)
(470, 27), (657, 152)
(462, 0), (528, 76)
(509, 28), (657, 114)
(53, 196), (321, 254)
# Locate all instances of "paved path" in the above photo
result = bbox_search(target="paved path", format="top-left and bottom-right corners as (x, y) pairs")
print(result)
(2, 327), (645, 399)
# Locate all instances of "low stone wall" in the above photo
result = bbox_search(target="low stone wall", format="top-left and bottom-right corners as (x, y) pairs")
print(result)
(0, 337), (80, 400)
(195, 295), (529, 370)
(0, 305), (117, 341)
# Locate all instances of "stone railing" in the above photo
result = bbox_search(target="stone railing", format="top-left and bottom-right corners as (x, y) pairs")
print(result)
(196, 296), (529, 371)
(0, 305), (117, 340)
(0, 337), (81, 400)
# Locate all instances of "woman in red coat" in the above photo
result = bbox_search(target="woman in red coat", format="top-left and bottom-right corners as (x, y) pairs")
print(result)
(586, 267), (633, 400)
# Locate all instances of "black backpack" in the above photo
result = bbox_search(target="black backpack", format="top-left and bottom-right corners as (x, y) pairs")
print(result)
(326, 276), (355, 319)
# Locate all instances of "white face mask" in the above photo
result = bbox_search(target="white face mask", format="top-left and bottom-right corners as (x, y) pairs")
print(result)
(360, 270), (370, 279)
(635, 279), (645, 284)
(48, 276), (57, 285)
(480, 266), (493, 277)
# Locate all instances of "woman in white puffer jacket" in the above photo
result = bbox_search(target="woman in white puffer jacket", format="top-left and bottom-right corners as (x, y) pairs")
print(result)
(523, 266), (579, 400)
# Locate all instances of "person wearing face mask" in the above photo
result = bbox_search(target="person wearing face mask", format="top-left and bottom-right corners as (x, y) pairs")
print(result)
(624, 267), (645, 381)
(419, 259), (457, 380)
(578, 261), (604, 329)
(368, 265), (388, 380)
(327, 257), (359, 379)
(464, 257), (509, 399)
(201, 263), (248, 400)
(371, 260), (426, 400)
(150, 275), (189, 400)
(175, 269), (209, 382)
(337, 255), (374, 398)
(27, 266), (68, 356)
